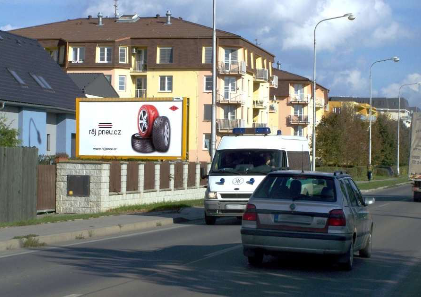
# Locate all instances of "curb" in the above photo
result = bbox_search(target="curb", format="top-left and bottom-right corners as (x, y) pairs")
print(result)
(0, 216), (201, 252)
(360, 182), (411, 193)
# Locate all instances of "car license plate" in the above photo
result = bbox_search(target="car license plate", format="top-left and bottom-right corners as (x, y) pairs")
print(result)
(274, 214), (312, 224)
(225, 204), (246, 210)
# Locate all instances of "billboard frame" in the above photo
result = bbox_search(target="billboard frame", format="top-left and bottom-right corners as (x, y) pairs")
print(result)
(76, 97), (188, 160)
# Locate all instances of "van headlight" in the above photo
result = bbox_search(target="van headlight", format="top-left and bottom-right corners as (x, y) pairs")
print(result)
(207, 191), (218, 199)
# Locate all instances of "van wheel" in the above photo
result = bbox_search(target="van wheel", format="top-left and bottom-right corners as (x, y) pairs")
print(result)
(131, 134), (155, 153)
(138, 105), (159, 138)
(359, 232), (372, 258)
(340, 242), (354, 271)
(248, 251), (263, 267)
(152, 116), (171, 152)
(205, 213), (216, 225)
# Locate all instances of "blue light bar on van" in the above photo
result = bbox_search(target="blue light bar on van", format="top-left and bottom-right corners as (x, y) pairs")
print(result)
(232, 127), (271, 135)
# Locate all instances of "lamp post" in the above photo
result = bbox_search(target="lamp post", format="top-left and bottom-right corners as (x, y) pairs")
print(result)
(312, 13), (355, 171)
(211, 0), (217, 159)
(397, 82), (420, 176)
(368, 56), (400, 180)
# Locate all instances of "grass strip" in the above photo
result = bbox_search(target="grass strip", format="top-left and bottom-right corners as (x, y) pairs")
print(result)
(356, 177), (410, 190)
(0, 199), (204, 229)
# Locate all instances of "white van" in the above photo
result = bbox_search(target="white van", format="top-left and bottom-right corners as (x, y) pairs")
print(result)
(204, 128), (310, 225)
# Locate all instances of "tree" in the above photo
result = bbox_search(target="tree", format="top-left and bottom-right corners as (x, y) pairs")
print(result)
(0, 116), (20, 147)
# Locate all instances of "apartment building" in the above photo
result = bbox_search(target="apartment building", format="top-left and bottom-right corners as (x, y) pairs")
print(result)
(327, 101), (377, 121)
(269, 68), (329, 141)
(12, 12), (276, 162)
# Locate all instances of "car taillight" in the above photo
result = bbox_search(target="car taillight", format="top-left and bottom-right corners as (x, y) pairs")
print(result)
(328, 209), (346, 226)
(242, 204), (257, 221)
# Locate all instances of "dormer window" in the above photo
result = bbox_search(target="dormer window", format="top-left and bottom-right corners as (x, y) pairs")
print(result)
(30, 73), (53, 90)
(7, 68), (26, 86)
(72, 47), (85, 63)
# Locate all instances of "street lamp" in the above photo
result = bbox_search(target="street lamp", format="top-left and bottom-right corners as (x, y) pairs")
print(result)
(211, 0), (217, 159)
(312, 13), (355, 171)
(396, 82), (421, 176)
(368, 56), (400, 180)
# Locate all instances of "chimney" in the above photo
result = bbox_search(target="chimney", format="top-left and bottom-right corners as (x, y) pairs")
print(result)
(98, 12), (103, 26)
(88, 15), (92, 19)
(156, 14), (160, 18)
(277, 61), (281, 70)
(166, 10), (172, 25)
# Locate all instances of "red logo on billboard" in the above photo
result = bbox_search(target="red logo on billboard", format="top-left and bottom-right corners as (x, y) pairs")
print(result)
(170, 106), (178, 111)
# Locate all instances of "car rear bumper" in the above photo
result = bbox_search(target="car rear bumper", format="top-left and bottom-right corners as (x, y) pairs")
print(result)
(205, 200), (248, 217)
(241, 228), (352, 255)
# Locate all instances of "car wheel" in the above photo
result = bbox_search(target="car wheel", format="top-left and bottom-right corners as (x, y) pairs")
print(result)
(152, 116), (171, 152)
(359, 232), (372, 258)
(205, 212), (216, 225)
(137, 105), (159, 138)
(131, 134), (155, 153)
(248, 251), (263, 267)
(340, 242), (354, 271)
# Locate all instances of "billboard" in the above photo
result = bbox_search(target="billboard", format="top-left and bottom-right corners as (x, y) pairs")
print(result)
(409, 112), (421, 179)
(76, 98), (187, 160)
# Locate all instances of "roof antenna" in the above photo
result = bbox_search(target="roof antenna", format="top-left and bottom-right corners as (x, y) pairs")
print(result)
(301, 144), (304, 173)
(114, 0), (119, 18)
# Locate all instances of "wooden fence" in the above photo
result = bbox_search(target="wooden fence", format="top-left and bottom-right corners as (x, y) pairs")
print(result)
(0, 147), (38, 223)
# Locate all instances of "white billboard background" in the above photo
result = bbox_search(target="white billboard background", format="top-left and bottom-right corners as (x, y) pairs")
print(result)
(78, 100), (184, 157)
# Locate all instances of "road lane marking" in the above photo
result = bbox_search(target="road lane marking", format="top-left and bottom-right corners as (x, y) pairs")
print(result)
(185, 245), (242, 266)
(0, 224), (192, 259)
(63, 294), (82, 297)
(375, 203), (391, 209)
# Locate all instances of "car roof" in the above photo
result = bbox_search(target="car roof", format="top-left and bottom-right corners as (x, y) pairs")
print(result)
(268, 170), (351, 179)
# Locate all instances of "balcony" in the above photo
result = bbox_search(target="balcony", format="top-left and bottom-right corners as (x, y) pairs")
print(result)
(253, 97), (267, 108)
(288, 115), (309, 125)
(270, 75), (278, 88)
(218, 61), (246, 75)
(256, 69), (269, 82)
(269, 103), (277, 113)
(217, 92), (245, 105)
(216, 119), (245, 132)
(132, 61), (147, 73)
(288, 94), (309, 104)
(135, 89), (146, 98)
(252, 122), (268, 128)
(315, 97), (325, 108)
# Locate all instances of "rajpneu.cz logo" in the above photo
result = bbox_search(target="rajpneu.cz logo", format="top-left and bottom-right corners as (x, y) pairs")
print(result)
(89, 123), (122, 136)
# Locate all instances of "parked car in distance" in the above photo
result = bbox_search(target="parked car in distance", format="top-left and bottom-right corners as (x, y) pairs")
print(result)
(241, 171), (375, 270)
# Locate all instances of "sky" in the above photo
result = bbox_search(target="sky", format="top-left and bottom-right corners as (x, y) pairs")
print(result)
(1, 0), (421, 107)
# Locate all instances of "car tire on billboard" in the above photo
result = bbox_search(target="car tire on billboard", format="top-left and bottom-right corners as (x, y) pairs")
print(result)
(137, 105), (159, 138)
(131, 134), (155, 153)
(152, 116), (171, 152)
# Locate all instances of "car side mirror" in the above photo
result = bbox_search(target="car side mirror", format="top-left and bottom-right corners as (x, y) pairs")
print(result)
(364, 197), (375, 206)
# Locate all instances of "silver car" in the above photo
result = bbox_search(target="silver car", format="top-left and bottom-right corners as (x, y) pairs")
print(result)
(241, 171), (374, 270)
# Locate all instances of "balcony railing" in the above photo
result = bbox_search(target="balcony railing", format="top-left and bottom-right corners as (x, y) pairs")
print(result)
(270, 75), (278, 88)
(288, 115), (309, 124)
(216, 119), (245, 131)
(252, 122), (267, 128)
(288, 94), (309, 104)
(135, 89), (146, 98)
(133, 61), (147, 72)
(256, 69), (269, 81)
(269, 103), (277, 112)
(253, 97), (267, 108)
(315, 97), (325, 108)
(217, 92), (245, 104)
(218, 61), (246, 75)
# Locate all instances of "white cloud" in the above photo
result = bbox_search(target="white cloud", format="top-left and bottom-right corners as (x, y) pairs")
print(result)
(331, 69), (368, 95)
(381, 73), (421, 106)
(0, 24), (16, 31)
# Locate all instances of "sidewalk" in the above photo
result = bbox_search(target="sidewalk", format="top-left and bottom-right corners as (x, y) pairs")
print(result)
(0, 207), (205, 252)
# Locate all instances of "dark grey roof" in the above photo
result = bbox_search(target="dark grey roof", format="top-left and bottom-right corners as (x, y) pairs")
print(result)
(0, 30), (84, 111)
(329, 96), (410, 110)
(69, 73), (119, 98)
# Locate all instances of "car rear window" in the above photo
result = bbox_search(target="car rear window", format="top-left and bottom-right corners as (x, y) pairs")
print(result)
(253, 175), (337, 202)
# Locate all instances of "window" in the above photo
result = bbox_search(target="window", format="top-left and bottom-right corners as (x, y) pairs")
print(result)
(224, 48), (238, 70)
(204, 76), (212, 92)
(49, 50), (58, 62)
(203, 134), (211, 150)
(223, 105), (236, 120)
(204, 104), (212, 121)
(8, 69), (26, 85)
(119, 47), (127, 63)
(224, 77), (236, 99)
(159, 76), (173, 92)
(118, 75), (126, 91)
(294, 126), (303, 137)
(159, 47), (173, 64)
(104, 75), (112, 83)
(294, 84), (304, 100)
(47, 134), (51, 151)
(30, 73), (53, 89)
(333, 107), (342, 114)
(72, 47), (85, 63)
(344, 179), (360, 206)
(59, 46), (65, 64)
(294, 105), (303, 116)
(99, 47), (112, 63)
(204, 47), (212, 64)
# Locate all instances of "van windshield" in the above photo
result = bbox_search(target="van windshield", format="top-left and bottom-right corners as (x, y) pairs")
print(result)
(210, 149), (287, 175)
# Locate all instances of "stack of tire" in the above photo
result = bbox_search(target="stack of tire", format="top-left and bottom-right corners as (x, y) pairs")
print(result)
(132, 105), (171, 153)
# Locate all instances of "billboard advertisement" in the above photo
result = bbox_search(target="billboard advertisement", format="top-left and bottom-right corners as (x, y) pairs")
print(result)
(76, 98), (187, 160)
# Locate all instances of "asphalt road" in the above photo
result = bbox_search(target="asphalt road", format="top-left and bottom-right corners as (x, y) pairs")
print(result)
(0, 184), (420, 297)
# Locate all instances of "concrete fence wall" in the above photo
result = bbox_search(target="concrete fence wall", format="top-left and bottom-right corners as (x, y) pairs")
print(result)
(56, 161), (208, 214)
